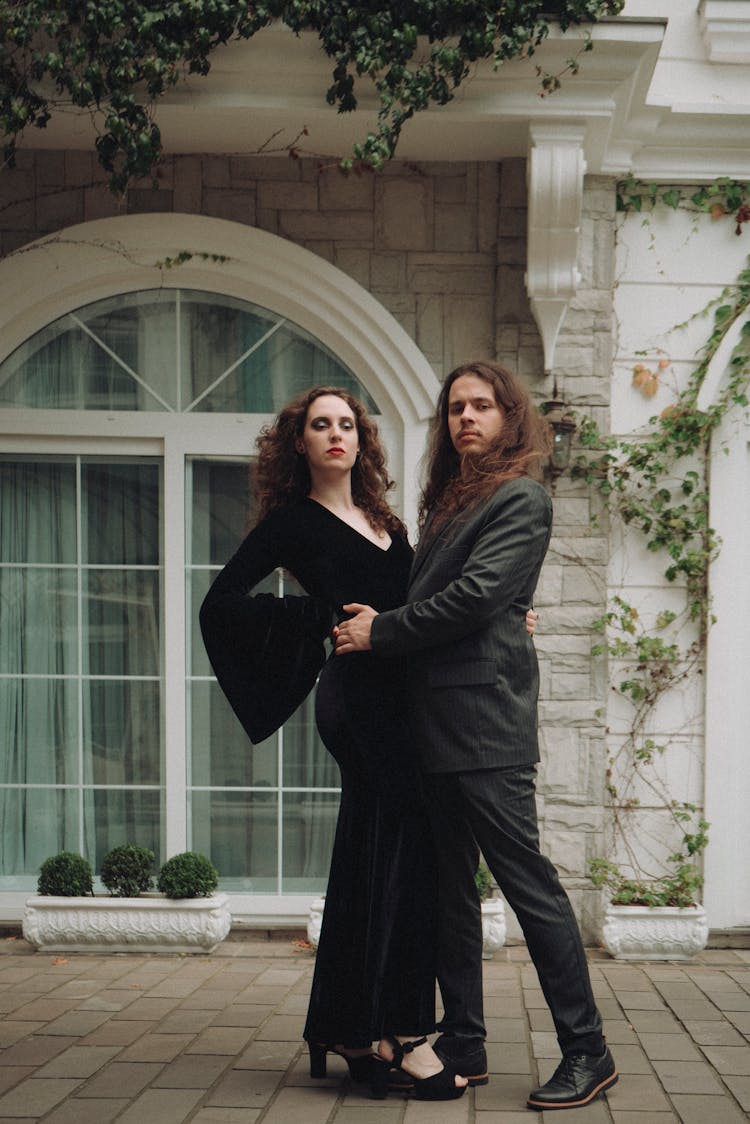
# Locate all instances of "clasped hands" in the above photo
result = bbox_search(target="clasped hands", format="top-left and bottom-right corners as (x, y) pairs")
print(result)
(335, 605), (539, 654)
(334, 604), (377, 653)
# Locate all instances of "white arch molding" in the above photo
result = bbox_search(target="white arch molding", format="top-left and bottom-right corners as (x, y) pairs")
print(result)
(0, 213), (440, 524)
(700, 317), (750, 932)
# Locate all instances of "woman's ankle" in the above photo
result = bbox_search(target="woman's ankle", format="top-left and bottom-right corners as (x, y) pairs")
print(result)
(335, 1043), (373, 1058)
(378, 1036), (467, 1085)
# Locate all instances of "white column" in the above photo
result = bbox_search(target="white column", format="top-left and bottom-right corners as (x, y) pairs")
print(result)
(163, 435), (188, 857)
(703, 410), (750, 929)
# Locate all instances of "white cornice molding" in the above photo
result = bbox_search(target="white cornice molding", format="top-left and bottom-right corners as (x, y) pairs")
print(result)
(525, 124), (586, 374)
(16, 17), (750, 182)
(699, 0), (750, 64)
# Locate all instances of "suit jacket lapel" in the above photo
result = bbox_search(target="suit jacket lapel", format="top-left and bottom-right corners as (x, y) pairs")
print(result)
(409, 510), (447, 584)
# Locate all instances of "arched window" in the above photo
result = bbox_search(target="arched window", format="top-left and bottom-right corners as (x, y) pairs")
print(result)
(0, 290), (377, 899)
(0, 288), (376, 413)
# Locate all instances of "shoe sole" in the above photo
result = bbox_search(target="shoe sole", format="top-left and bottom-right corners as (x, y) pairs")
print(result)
(526, 1068), (618, 1110)
(466, 1073), (489, 1087)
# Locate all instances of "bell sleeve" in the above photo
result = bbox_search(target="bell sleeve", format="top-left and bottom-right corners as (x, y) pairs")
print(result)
(199, 513), (333, 745)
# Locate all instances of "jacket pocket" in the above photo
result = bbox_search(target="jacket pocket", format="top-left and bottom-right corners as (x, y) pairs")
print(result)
(426, 659), (497, 688)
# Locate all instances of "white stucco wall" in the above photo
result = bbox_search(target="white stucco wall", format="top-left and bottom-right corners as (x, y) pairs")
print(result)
(612, 202), (750, 928)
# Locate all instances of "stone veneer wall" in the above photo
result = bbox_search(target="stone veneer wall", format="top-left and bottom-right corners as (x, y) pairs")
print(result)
(531, 174), (615, 942)
(0, 150), (615, 940)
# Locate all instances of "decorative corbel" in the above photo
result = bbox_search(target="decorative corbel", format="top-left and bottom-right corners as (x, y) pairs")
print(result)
(525, 124), (586, 374)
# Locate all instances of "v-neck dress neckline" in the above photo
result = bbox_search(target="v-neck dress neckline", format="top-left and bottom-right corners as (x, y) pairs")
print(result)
(305, 497), (393, 552)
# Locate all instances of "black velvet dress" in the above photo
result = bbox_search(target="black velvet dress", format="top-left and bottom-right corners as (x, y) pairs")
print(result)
(200, 499), (437, 1046)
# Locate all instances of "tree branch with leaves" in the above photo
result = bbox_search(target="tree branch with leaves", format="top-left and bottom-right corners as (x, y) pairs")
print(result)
(1, 0), (624, 193)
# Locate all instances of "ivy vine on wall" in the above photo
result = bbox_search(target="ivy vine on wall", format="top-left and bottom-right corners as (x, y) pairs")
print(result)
(0, 0), (624, 193)
(578, 187), (750, 906)
(618, 174), (750, 236)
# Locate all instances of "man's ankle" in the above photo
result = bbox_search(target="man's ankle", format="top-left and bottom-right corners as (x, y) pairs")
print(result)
(563, 1041), (606, 1059)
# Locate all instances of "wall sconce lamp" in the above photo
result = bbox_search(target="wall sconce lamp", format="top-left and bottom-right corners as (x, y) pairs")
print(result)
(542, 384), (576, 489)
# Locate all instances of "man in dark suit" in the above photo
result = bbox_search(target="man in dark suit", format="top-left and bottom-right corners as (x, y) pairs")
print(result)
(335, 361), (617, 1111)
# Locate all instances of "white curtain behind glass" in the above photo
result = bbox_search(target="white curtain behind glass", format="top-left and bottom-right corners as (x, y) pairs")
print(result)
(0, 457), (162, 877)
(0, 461), (80, 872)
(80, 461), (162, 866)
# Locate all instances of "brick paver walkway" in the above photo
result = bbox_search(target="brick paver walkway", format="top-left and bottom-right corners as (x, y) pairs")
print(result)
(1, 937), (749, 1122)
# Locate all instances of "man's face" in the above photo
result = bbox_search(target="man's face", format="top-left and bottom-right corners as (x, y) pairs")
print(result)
(447, 373), (505, 456)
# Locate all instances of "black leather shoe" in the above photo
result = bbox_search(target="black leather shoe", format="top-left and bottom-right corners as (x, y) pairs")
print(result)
(433, 1034), (488, 1087)
(527, 1047), (617, 1110)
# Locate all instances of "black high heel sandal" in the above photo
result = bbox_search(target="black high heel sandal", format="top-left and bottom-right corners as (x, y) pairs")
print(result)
(309, 1042), (415, 1092)
(308, 1042), (374, 1083)
(371, 1035), (466, 1101)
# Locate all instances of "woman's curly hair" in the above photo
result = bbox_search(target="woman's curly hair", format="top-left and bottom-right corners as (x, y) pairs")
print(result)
(253, 386), (403, 534)
(420, 361), (551, 529)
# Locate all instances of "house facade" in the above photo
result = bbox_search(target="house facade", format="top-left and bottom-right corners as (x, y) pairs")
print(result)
(1, 0), (748, 940)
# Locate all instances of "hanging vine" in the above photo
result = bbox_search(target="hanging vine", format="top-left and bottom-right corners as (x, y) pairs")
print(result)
(0, 0), (624, 193)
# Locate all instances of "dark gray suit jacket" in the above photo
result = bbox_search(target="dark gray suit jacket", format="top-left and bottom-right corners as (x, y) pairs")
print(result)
(370, 476), (552, 774)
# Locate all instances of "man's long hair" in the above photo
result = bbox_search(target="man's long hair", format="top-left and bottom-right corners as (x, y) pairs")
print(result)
(419, 361), (551, 529)
(254, 386), (403, 534)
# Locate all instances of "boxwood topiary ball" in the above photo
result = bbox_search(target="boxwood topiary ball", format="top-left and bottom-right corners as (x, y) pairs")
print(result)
(157, 852), (219, 899)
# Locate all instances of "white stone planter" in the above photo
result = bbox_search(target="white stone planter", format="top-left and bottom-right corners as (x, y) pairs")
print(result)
(481, 897), (506, 959)
(307, 895), (326, 950)
(601, 903), (709, 961)
(22, 893), (231, 954)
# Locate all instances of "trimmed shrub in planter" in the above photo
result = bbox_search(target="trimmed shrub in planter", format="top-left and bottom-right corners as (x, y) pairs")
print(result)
(100, 845), (155, 897)
(37, 852), (94, 897)
(474, 863), (493, 903)
(24, 848), (230, 953)
(157, 852), (218, 899)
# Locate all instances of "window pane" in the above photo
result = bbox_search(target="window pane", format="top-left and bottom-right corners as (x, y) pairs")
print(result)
(191, 461), (252, 567)
(0, 322), (143, 410)
(282, 695), (339, 788)
(0, 788), (79, 878)
(190, 569), (214, 678)
(84, 570), (160, 676)
(0, 569), (78, 674)
(84, 681), (161, 785)
(191, 791), (278, 891)
(0, 460), (77, 563)
(282, 792), (338, 891)
(82, 462), (160, 565)
(86, 291), (176, 410)
(190, 680), (276, 788)
(254, 325), (377, 410)
(190, 316), (376, 414)
(91, 789), (162, 871)
(180, 293), (280, 410)
(1, 678), (79, 784)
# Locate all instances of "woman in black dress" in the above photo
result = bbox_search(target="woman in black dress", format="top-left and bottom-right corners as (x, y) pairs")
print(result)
(200, 387), (467, 1100)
